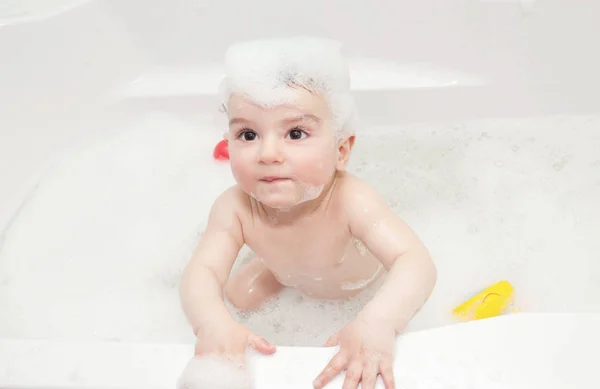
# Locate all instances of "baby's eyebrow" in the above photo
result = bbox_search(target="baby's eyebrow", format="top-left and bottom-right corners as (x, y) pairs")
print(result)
(228, 114), (322, 126)
(280, 114), (322, 125)
(229, 117), (251, 126)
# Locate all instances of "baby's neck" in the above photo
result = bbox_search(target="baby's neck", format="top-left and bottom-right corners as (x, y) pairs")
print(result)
(256, 173), (341, 225)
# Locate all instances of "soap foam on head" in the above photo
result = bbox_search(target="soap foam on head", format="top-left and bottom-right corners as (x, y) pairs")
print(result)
(220, 37), (355, 211)
(219, 36), (358, 139)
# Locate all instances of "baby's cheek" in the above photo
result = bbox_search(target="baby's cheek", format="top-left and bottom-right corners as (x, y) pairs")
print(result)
(298, 159), (335, 184)
(230, 157), (251, 184)
(311, 152), (336, 176)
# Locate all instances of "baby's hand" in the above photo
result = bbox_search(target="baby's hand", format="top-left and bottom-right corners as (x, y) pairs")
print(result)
(313, 315), (396, 389)
(194, 318), (276, 362)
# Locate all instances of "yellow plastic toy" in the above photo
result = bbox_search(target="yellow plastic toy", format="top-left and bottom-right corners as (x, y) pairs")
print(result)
(452, 280), (515, 322)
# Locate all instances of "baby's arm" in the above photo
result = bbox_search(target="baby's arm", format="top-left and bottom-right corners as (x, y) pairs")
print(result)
(345, 178), (437, 334)
(313, 178), (437, 388)
(179, 187), (244, 335)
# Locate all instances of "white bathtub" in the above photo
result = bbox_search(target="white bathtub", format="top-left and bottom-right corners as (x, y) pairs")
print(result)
(1, 0), (599, 388)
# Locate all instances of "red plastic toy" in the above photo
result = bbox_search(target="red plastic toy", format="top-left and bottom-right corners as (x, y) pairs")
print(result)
(213, 139), (229, 160)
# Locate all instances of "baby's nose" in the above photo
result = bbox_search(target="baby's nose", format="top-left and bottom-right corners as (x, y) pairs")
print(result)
(258, 138), (284, 164)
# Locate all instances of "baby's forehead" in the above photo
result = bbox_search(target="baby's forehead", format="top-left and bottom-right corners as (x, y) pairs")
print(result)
(227, 89), (332, 122)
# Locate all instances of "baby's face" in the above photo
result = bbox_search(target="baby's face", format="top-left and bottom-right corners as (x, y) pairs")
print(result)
(226, 89), (341, 209)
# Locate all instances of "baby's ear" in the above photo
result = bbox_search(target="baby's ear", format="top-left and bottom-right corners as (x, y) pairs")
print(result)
(336, 134), (355, 170)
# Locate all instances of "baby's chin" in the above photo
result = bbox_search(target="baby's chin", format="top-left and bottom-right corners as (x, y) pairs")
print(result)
(249, 183), (325, 210)
(250, 192), (305, 210)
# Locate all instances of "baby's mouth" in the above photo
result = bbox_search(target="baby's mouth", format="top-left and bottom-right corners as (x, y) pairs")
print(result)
(259, 176), (290, 183)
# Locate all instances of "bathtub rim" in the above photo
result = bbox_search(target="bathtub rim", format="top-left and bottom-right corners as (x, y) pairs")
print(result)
(0, 312), (598, 389)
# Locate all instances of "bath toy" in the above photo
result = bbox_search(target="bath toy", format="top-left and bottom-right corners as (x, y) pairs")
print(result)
(452, 280), (514, 322)
(213, 139), (229, 161)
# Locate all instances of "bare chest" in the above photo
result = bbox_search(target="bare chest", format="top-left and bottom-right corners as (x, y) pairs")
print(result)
(243, 215), (350, 274)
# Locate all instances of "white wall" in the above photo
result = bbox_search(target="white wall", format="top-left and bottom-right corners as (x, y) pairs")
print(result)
(3, 0), (599, 120)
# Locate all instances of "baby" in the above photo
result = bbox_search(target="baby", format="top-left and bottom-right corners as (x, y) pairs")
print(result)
(179, 36), (437, 389)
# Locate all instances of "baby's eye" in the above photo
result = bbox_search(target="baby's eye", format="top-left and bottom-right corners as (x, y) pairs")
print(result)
(287, 127), (308, 140)
(238, 130), (257, 141)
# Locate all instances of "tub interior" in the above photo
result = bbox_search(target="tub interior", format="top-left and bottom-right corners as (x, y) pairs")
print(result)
(1, 0), (599, 364)
(1, 110), (599, 349)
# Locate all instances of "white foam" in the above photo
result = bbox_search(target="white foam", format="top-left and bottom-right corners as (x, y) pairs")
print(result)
(177, 355), (253, 389)
(341, 265), (384, 291)
(297, 182), (325, 203)
(220, 36), (358, 136)
(0, 113), (235, 343)
(253, 182), (326, 212)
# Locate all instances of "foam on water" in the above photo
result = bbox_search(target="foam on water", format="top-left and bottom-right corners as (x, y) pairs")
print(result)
(0, 113), (599, 348)
(0, 113), (235, 343)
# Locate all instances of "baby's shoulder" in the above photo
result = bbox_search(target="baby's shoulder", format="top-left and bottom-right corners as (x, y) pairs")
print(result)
(335, 172), (381, 205)
(334, 172), (389, 221)
(210, 184), (251, 217)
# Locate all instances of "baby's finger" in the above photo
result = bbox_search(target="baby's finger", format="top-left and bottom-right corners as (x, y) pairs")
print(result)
(360, 361), (379, 389)
(379, 359), (396, 389)
(324, 331), (341, 347)
(342, 360), (363, 389)
(248, 333), (276, 355)
(313, 351), (348, 388)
